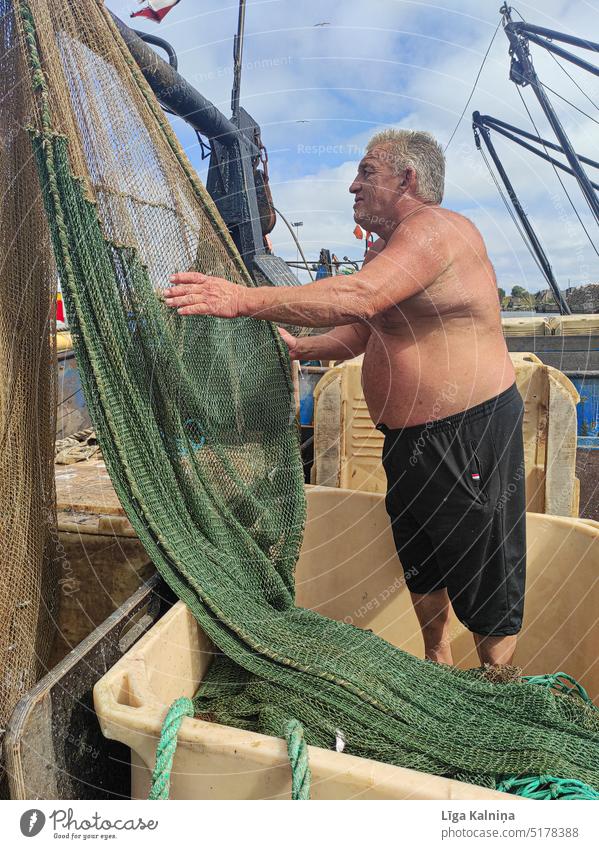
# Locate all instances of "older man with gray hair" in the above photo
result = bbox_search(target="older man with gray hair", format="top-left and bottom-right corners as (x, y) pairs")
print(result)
(164, 128), (527, 669)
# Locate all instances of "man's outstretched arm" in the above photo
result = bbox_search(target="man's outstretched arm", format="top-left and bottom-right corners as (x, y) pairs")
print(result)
(163, 214), (448, 327)
(279, 322), (371, 361)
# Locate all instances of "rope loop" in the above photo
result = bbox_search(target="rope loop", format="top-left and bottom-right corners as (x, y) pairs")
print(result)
(285, 719), (311, 800)
(522, 671), (594, 705)
(148, 696), (195, 800)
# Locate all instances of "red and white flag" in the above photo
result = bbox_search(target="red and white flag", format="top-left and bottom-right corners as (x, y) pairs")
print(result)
(131, 0), (181, 23)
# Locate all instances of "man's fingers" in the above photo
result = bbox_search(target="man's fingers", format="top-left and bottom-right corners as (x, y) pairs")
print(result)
(277, 327), (293, 344)
(169, 272), (207, 286)
(163, 283), (204, 298)
(163, 293), (205, 307)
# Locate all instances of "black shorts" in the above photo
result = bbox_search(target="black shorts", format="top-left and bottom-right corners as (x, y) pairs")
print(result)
(379, 382), (526, 636)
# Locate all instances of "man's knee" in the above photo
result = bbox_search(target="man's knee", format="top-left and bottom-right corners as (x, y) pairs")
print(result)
(411, 591), (454, 663)
(411, 589), (451, 624)
(411, 589), (452, 643)
(474, 632), (518, 666)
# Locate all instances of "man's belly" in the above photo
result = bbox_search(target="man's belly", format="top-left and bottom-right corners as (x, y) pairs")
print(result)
(362, 333), (516, 428)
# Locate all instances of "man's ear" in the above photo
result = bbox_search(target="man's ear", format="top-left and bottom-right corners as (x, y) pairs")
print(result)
(401, 167), (416, 190)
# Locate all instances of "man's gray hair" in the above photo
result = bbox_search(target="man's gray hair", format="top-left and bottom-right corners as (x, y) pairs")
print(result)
(366, 129), (445, 204)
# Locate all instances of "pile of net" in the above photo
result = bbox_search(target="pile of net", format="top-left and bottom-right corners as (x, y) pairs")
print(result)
(10, 0), (599, 796)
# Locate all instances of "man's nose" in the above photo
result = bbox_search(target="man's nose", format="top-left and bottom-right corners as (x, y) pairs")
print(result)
(349, 178), (360, 194)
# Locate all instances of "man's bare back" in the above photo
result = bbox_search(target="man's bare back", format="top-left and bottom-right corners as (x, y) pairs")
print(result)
(361, 207), (515, 428)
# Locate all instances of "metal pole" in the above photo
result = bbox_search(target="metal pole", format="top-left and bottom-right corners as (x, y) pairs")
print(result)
(109, 11), (257, 152)
(512, 21), (599, 54)
(523, 31), (599, 78)
(480, 115), (599, 171)
(473, 112), (571, 314)
(231, 0), (247, 124)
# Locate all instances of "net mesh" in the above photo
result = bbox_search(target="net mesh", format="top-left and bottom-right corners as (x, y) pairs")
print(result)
(0, 0), (58, 749)
(11, 0), (599, 794)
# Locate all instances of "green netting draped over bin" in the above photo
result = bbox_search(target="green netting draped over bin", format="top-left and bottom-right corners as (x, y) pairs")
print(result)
(11, 0), (599, 795)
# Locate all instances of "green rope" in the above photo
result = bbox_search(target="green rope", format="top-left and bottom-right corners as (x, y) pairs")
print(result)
(149, 697), (195, 800)
(522, 672), (594, 705)
(148, 704), (311, 801)
(496, 672), (599, 800)
(285, 719), (311, 800)
(497, 774), (599, 800)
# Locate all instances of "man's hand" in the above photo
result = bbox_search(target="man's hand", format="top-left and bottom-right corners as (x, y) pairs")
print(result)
(277, 327), (301, 359)
(163, 272), (244, 318)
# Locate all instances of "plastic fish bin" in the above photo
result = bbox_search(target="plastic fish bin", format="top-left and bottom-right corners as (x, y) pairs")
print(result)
(94, 487), (599, 800)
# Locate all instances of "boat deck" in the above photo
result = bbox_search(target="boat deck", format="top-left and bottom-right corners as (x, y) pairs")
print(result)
(55, 458), (135, 536)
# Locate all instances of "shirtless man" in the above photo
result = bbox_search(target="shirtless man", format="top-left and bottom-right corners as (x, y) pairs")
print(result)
(163, 128), (526, 668)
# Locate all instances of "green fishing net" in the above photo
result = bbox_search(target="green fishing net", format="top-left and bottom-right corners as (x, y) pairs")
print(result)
(10, 0), (599, 796)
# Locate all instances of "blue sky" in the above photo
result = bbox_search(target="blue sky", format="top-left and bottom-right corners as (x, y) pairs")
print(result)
(107, 0), (599, 292)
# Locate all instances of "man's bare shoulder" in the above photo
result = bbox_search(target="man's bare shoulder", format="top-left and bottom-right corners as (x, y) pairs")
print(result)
(373, 207), (453, 288)
(382, 206), (477, 249)
(406, 208), (489, 271)
(434, 208), (487, 252)
(374, 207), (490, 285)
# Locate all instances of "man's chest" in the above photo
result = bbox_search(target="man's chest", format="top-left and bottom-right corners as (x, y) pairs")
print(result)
(373, 277), (472, 334)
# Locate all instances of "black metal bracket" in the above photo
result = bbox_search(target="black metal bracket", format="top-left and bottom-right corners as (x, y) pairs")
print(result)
(475, 114), (599, 191)
(500, 5), (599, 224)
(132, 28), (179, 70)
(472, 111), (571, 314)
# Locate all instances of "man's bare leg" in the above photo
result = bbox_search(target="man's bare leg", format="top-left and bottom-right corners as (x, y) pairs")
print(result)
(410, 588), (453, 664)
(473, 633), (518, 666)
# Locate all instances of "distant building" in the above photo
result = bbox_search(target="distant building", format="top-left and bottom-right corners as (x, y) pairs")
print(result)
(565, 283), (599, 313)
(505, 295), (533, 311)
(534, 289), (559, 313)
(530, 284), (599, 313)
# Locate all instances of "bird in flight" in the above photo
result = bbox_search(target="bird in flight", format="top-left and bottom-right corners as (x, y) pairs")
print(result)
(314, 22), (331, 27)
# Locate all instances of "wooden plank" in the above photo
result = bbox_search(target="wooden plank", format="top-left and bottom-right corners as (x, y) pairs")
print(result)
(55, 459), (125, 516)
(545, 372), (579, 516)
(515, 362), (548, 514)
(312, 369), (342, 487)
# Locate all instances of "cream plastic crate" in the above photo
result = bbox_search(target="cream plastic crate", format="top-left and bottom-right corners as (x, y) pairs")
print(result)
(94, 487), (599, 801)
(312, 354), (580, 517)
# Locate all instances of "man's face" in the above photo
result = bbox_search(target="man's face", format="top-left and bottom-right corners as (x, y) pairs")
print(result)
(349, 146), (405, 232)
